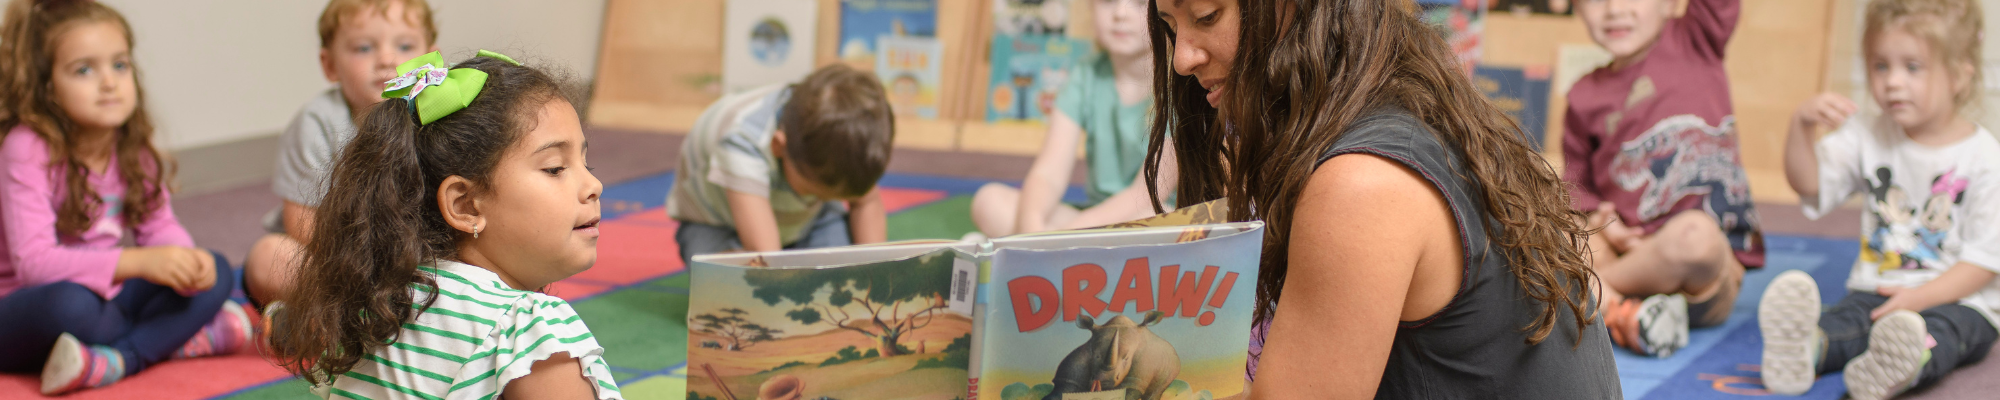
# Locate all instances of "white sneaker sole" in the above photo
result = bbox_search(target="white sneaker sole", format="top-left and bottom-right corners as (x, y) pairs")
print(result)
(1637, 294), (1690, 358)
(1759, 270), (1821, 395)
(1846, 311), (1926, 400)
(40, 333), (84, 395)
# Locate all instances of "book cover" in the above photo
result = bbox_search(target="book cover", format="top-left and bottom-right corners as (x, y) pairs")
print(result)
(1473, 65), (1553, 151)
(877, 35), (945, 119)
(993, 0), (1072, 36)
(689, 243), (977, 400)
(1416, 0), (1486, 74)
(723, 0), (819, 95)
(970, 222), (1263, 400)
(839, 0), (939, 67)
(986, 34), (1093, 123)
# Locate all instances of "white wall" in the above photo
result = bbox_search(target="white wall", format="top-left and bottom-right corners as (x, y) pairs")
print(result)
(102, 0), (606, 150)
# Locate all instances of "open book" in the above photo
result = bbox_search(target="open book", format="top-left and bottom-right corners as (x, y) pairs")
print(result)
(687, 201), (1261, 400)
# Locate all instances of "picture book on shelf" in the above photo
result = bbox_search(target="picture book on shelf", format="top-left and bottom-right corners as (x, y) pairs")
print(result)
(838, 0), (939, 68)
(722, 0), (818, 95)
(1473, 65), (1553, 150)
(877, 35), (944, 119)
(687, 201), (1261, 400)
(986, 34), (1093, 123)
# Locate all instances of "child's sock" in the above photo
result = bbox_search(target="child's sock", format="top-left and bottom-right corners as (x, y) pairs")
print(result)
(40, 333), (127, 395)
(1844, 310), (1931, 400)
(173, 300), (254, 359)
(1758, 269), (1823, 395)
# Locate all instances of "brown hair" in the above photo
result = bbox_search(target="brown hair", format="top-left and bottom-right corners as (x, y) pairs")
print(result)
(778, 64), (895, 198)
(1864, 0), (1984, 110)
(1143, 1), (1598, 344)
(270, 55), (573, 384)
(317, 0), (437, 48)
(1, 0), (170, 238)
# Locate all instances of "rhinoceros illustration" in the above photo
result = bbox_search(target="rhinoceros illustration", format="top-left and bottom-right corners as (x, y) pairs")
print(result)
(1045, 311), (1180, 400)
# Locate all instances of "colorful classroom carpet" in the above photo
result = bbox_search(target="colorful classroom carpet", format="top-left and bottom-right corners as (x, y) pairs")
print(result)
(0, 171), (1883, 399)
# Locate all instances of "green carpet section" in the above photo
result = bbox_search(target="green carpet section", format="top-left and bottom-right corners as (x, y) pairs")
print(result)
(217, 379), (314, 399)
(621, 376), (690, 400)
(886, 195), (977, 242)
(571, 285), (692, 373)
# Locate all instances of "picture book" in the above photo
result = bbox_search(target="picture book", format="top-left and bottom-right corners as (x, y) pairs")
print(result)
(986, 34), (1093, 123)
(993, 0), (1072, 36)
(877, 35), (944, 119)
(1416, 0), (1486, 74)
(969, 222), (1262, 400)
(839, 0), (938, 68)
(722, 0), (818, 95)
(1473, 65), (1553, 151)
(688, 201), (1261, 400)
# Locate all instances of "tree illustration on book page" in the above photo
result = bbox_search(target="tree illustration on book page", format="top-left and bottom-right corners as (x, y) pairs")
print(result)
(743, 251), (954, 357)
(692, 308), (782, 351)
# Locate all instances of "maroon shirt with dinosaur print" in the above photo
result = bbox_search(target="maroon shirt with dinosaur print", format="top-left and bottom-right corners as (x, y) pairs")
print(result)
(1561, 0), (1764, 267)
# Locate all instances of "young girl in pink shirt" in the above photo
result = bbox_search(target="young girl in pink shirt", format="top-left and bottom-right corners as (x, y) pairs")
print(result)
(0, 0), (251, 395)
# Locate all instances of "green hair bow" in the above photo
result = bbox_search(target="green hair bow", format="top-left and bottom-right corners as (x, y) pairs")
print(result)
(381, 50), (523, 125)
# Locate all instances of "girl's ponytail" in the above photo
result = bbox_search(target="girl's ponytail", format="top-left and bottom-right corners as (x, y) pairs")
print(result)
(274, 97), (439, 385)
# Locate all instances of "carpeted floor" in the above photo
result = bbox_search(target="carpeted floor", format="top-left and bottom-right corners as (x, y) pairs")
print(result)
(1, 129), (1992, 399)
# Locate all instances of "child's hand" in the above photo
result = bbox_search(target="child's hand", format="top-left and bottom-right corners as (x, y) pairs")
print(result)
(134, 246), (216, 295)
(1592, 202), (1643, 253)
(1870, 285), (1922, 320)
(1793, 93), (1858, 132)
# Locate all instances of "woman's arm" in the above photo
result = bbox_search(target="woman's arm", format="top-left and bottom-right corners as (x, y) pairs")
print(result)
(1250, 154), (1459, 399)
(1057, 139), (1179, 229)
(1013, 110), (1087, 234)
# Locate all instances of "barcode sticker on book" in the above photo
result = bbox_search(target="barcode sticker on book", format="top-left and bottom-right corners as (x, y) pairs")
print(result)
(949, 257), (974, 315)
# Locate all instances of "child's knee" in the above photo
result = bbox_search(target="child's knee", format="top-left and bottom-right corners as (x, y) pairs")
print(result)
(971, 183), (1016, 211)
(1660, 213), (1728, 265)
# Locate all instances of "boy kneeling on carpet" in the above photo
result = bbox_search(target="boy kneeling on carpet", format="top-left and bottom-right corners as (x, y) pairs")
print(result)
(1763, 0), (1998, 398)
(666, 64), (895, 265)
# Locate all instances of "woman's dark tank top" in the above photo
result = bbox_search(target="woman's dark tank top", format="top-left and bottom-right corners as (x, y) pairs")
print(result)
(1247, 107), (1623, 399)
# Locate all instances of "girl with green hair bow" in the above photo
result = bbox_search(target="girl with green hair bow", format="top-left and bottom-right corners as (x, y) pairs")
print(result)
(270, 51), (626, 400)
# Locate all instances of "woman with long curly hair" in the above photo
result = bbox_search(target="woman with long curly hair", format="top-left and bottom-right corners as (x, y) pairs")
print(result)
(1146, 1), (1621, 397)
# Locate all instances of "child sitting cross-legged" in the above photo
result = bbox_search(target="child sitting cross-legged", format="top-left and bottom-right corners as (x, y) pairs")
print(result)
(269, 51), (622, 399)
(0, 0), (251, 394)
(1761, 1), (1997, 399)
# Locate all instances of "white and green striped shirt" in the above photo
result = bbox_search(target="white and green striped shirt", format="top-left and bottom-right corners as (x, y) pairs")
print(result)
(315, 261), (623, 400)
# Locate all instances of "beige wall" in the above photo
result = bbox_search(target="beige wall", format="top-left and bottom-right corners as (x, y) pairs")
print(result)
(102, 0), (606, 151)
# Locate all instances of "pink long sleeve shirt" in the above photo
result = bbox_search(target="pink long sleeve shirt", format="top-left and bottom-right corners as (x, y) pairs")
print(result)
(0, 126), (195, 299)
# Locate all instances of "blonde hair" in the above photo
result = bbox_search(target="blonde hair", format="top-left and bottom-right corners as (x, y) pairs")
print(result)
(317, 0), (436, 48)
(1864, 0), (1984, 109)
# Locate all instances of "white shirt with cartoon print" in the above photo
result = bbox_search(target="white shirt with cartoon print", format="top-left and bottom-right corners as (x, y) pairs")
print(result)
(1803, 114), (2000, 327)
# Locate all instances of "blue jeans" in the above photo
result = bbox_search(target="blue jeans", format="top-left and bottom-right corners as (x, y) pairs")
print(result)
(676, 204), (851, 266)
(1817, 292), (1997, 389)
(0, 250), (236, 375)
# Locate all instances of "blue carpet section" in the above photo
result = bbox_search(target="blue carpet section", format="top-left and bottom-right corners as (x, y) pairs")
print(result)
(1619, 235), (1861, 399)
(879, 173), (1090, 204)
